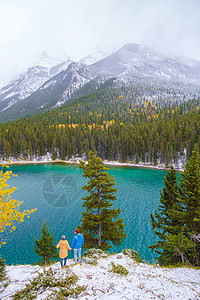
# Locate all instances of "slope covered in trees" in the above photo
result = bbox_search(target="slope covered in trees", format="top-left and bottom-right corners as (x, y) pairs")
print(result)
(149, 146), (200, 266)
(0, 85), (200, 166)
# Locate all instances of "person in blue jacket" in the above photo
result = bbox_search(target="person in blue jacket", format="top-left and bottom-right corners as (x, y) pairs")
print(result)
(70, 228), (84, 263)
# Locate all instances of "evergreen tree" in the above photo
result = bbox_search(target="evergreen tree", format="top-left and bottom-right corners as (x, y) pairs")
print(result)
(0, 86), (200, 165)
(150, 146), (200, 266)
(51, 138), (57, 160)
(79, 151), (126, 250)
(149, 165), (182, 265)
(0, 255), (6, 282)
(177, 145), (200, 265)
(34, 222), (58, 265)
(161, 230), (196, 266)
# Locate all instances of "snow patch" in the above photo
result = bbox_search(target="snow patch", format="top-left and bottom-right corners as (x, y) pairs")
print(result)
(0, 253), (199, 299)
(0, 154), (185, 171)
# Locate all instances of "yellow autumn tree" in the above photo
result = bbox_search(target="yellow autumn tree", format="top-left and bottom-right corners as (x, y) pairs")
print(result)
(0, 162), (37, 246)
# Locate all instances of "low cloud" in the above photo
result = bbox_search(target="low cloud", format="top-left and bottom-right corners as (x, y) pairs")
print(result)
(0, 0), (200, 87)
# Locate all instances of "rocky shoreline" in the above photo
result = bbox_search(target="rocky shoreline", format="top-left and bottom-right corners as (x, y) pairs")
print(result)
(0, 154), (184, 172)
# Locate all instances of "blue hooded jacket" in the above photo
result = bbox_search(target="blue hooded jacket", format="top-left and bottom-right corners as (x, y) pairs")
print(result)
(70, 233), (84, 249)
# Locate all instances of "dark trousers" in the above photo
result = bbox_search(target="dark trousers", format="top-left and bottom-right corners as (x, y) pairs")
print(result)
(60, 257), (67, 266)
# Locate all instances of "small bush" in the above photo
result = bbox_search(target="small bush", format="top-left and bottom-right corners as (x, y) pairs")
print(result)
(122, 248), (142, 263)
(81, 256), (98, 265)
(12, 267), (85, 299)
(83, 248), (108, 259)
(110, 261), (129, 276)
(54, 285), (87, 299)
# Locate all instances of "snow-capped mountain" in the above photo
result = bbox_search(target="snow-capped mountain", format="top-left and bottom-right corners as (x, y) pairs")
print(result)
(79, 45), (119, 65)
(34, 51), (74, 74)
(35, 51), (63, 68)
(0, 52), (73, 114)
(0, 62), (93, 121)
(36, 51), (73, 77)
(0, 66), (50, 103)
(1, 43), (200, 122)
(89, 43), (200, 84)
(37, 62), (92, 108)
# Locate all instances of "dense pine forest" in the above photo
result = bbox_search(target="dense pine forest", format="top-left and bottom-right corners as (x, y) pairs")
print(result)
(0, 85), (200, 166)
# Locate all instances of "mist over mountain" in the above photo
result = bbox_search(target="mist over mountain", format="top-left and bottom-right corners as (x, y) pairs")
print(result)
(89, 43), (200, 84)
(1, 43), (200, 122)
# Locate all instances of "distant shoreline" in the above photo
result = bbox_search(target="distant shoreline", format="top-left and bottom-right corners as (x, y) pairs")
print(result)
(0, 157), (184, 172)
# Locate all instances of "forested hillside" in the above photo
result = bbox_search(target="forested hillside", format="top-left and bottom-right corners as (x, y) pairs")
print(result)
(0, 86), (200, 166)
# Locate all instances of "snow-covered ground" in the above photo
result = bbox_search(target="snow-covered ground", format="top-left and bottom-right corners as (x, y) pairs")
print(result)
(0, 253), (199, 299)
(0, 154), (185, 171)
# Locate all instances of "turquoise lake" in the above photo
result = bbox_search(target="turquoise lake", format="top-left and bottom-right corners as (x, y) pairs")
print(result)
(0, 163), (168, 265)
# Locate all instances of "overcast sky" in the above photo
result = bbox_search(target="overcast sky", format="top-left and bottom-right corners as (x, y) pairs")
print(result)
(0, 0), (200, 87)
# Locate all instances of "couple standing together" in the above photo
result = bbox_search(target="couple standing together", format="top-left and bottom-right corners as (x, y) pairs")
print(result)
(57, 229), (84, 267)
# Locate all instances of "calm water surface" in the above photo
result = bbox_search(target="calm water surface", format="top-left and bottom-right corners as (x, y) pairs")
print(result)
(1, 163), (168, 265)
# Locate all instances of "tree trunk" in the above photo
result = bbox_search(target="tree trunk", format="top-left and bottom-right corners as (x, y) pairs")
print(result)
(179, 251), (184, 263)
(179, 251), (193, 266)
(98, 188), (101, 247)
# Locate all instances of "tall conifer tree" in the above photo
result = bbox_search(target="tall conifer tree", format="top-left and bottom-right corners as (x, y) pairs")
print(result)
(150, 146), (200, 266)
(79, 151), (126, 250)
(179, 145), (200, 234)
(149, 165), (182, 265)
(34, 222), (58, 265)
(177, 145), (200, 265)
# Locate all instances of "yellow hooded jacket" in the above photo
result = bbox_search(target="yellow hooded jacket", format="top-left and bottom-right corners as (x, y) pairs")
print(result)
(56, 240), (72, 259)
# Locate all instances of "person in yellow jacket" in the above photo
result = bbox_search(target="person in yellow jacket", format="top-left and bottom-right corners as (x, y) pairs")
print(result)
(56, 235), (72, 267)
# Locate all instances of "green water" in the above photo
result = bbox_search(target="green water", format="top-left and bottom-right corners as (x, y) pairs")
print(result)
(0, 163), (168, 265)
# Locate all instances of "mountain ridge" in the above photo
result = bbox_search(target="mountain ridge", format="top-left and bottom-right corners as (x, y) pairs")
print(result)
(89, 43), (200, 83)
(1, 43), (200, 122)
